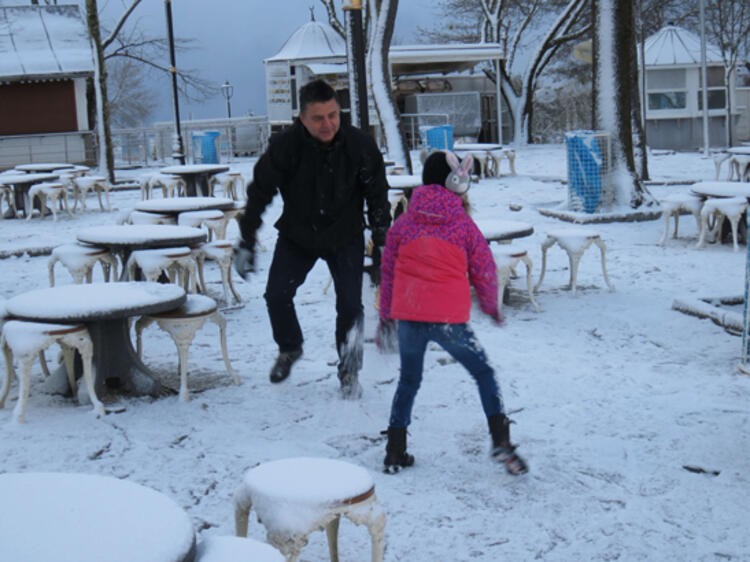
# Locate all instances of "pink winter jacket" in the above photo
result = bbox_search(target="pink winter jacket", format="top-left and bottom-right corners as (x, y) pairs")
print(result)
(379, 184), (500, 323)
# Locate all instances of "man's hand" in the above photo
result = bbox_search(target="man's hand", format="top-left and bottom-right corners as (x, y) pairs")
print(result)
(233, 245), (256, 280)
(375, 318), (398, 353)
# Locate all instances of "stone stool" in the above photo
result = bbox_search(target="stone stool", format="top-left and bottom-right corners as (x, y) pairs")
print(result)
(211, 171), (245, 200)
(0, 185), (15, 218)
(493, 248), (540, 312)
(0, 321), (104, 422)
(235, 457), (386, 562)
(26, 182), (72, 221)
(195, 240), (242, 304)
(135, 294), (239, 401)
(535, 228), (614, 295)
(48, 243), (118, 286)
(195, 536), (284, 562)
(148, 173), (186, 198)
(728, 155), (750, 182)
(696, 196), (748, 252)
(659, 193), (704, 245)
(126, 247), (198, 291)
(72, 176), (111, 211)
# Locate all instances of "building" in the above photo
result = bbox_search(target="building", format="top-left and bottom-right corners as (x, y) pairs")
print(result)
(0, 5), (95, 168)
(641, 24), (742, 150)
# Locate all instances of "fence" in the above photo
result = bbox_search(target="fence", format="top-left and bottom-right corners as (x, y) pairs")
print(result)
(112, 115), (271, 167)
(399, 113), (450, 150)
(0, 131), (96, 170)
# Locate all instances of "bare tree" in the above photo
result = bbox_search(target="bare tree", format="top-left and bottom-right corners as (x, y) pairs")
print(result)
(426, 0), (590, 144)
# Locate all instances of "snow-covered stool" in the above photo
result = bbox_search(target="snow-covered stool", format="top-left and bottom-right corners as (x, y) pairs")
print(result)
(195, 240), (242, 304)
(234, 457), (386, 562)
(126, 246), (199, 291)
(149, 173), (186, 198)
(71, 175), (111, 212)
(493, 248), (540, 312)
(696, 196), (748, 252)
(211, 171), (244, 200)
(195, 536), (284, 562)
(0, 321), (104, 422)
(48, 243), (118, 286)
(26, 182), (71, 221)
(713, 152), (731, 179)
(178, 209), (226, 241)
(487, 147), (517, 176)
(728, 155), (750, 182)
(659, 193), (704, 245)
(535, 228), (614, 296)
(129, 209), (178, 225)
(0, 185), (15, 218)
(135, 294), (239, 401)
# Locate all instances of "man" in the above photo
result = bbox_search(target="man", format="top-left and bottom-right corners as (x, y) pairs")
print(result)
(234, 79), (391, 399)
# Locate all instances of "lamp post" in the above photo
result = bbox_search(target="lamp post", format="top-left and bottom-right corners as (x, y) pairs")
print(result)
(220, 80), (234, 119)
(343, 0), (368, 131)
(164, 0), (185, 164)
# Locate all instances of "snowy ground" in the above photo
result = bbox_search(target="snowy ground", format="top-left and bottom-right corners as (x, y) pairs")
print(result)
(1, 145), (748, 561)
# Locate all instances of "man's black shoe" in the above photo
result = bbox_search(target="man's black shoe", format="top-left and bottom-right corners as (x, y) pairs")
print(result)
(269, 350), (302, 383)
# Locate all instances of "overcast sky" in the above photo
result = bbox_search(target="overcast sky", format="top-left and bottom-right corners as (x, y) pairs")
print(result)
(92, 0), (441, 124)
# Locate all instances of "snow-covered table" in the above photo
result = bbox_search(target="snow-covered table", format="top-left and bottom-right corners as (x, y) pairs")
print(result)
(474, 218), (534, 243)
(14, 162), (74, 173)
(0, 472), (195, 562)
(234, 457), (386, 562)
(5, 282), (186, 397)
(0, 172), (59, 217)
(690, 181), (750, 199)
(134, 196), (235, 215)
(78, 225), (207, 280)
(160, 164), (229, 197)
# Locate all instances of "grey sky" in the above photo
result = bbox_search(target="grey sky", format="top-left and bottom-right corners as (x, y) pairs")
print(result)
(93, 0), (440, 124)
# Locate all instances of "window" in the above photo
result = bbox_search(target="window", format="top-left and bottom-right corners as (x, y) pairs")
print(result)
(648, 92), (687, 110)
(697, 66), (726, 110)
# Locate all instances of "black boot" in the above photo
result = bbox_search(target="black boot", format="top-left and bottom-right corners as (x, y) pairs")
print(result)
(383, 427), (415, 474)
(488, 414), (529, 475)
(269, 349), (302, 383)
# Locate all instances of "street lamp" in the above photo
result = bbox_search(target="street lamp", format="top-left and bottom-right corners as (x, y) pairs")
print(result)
(221, 80), (234, 119)
(164, 0), (185, 164)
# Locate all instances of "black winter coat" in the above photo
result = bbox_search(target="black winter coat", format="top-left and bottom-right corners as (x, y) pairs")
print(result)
(239, 119), (391, 253)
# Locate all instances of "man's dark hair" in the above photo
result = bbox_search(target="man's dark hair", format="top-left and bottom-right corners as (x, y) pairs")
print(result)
(299, 79), (339, 113)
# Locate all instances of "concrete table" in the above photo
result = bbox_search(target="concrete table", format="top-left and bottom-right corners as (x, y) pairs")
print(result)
(0, 472), (195, 562)
(134, 196), (234, 216)
(15, 162), (74, 173)
(6, 282), (186, 397)
(160, 164), (229, 197)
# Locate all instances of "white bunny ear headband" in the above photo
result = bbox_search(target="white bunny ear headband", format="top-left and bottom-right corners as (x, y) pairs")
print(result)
(444, 152), (473, 195)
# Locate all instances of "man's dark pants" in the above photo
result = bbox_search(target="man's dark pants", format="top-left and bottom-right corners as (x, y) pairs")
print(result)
(264, 233), (364, 374)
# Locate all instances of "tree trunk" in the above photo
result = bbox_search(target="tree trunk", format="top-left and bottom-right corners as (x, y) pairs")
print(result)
(367, 0), (411, 171)
(85, 0), (115, 183)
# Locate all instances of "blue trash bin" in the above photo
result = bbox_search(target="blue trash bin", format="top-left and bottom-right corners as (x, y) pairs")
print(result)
(425, 125), (454, 151)
(565, 130), (608, 213)
(201, 131), (221, 164)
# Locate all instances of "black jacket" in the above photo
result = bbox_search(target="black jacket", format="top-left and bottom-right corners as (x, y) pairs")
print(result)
(239, 119), (391, 253)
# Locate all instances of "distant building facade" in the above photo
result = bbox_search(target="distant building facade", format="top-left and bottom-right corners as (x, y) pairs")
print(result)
(0, 5), (95, 168)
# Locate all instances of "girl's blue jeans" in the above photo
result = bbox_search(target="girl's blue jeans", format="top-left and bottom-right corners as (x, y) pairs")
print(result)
(388, 320), (505, 428)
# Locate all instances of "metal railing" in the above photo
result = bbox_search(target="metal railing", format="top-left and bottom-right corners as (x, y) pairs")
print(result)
(399, 113), (450, 149)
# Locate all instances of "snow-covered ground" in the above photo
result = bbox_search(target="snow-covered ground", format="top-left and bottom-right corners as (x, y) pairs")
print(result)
(1, 144), (748, 561)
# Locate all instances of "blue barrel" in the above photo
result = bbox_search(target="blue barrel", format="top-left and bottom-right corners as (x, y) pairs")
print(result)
(425, 125), (454, 151)
(201, 131), (221, 164)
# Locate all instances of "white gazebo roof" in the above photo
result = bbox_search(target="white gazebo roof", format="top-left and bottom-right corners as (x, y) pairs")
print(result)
(0, 5), (94, 82)
(265, 20), (345, 63)
(389, 43), (504, 75)
(643, 25), (723, 67)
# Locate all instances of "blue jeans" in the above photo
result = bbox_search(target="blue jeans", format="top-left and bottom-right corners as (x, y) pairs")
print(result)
(388, 321), (505, 428)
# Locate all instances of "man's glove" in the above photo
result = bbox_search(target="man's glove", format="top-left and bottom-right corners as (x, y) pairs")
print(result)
(375, 318), (398, 354)
(367, 244), (383, 286)
(371, 226), (388, 248)
(233, 244), (256, 280)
